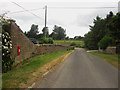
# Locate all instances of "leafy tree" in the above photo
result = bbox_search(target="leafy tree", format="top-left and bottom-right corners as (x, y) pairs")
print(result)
(24, 31), (27, 36)
(49, 32), (57, 40)
(84, 16), (107, 49)
(74, 36), (83, 40)
(98, 36), (114, 50)
(107, 12), (120, 40)
(65, 36), (69, 40)
(51, 25), (66, 40)
(26, 24), (39, 38)
(83, 11), (118, 50)
(36, 34), (43, 39)
(42, 27), (49, 38)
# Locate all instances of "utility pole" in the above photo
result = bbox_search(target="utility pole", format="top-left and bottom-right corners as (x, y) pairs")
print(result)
(44, 5), (47, 38)
(118, 1), (120, 12)
(45, 5), (47, 28)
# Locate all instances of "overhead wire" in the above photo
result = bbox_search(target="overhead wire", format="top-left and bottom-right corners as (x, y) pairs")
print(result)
(48, 6), (117, 9)
(8, 0), (45, 20)
(9, 6), (117, 14)
(9, 8), (43, 14)
(6, 1), (117, 26)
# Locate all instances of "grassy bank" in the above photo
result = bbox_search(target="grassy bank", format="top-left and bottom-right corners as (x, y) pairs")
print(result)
(89, 51), (119, 69)
(54, 40), (84, 47)
(2, 50), (73, 88)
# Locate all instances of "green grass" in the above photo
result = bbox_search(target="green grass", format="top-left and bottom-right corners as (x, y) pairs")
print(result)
(54, 40), (84, 47)
(89, 51), (119, 69)
(2, 50), (71, 88)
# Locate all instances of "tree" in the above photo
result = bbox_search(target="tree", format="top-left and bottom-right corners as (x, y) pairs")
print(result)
(65, 36), (69, 40)
(74, 36), (83, 40)
(26, 24), (39, 38)
(84, 16), (107, 49)
(52, 25), (66, 40)
(36, 34), (43, 39)
(84, 11), (118, 50)
(49, 32), (57, 40)
(107, 12), (120, 40)
(98, 36), (114, 50)
(42, 27), (49, 38)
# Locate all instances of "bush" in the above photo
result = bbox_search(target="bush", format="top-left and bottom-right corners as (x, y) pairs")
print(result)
(1, 19), (13, 73)
(75, 44), (81, 48)
(98, 36), (114, 50)
(38, 38), (54, 44)
(48, 38), (53, 44)
(70, 42), (76, 46)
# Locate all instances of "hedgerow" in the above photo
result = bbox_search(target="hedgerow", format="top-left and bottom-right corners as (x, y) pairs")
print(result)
(1, 18), (13, 73)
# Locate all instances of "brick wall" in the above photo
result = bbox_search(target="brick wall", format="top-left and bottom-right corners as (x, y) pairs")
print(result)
(9, 21), (72, 65)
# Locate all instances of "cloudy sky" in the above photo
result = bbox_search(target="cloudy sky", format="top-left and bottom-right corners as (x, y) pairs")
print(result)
(0, 0), (119, 38)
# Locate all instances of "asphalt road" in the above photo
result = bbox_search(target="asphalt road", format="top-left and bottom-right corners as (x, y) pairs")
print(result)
(34, 48), (118, 88)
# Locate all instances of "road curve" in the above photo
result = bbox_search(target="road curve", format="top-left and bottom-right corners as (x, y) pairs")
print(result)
(34, 48), (118, 88)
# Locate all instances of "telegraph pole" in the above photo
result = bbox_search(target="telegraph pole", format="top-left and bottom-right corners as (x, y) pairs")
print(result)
(118, 1), (120, 12)
(45, 5), (47, 28)
(44, 5), (47, 38)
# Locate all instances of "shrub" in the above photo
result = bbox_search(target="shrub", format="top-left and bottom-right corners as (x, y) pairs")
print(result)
(1, 19), (13, 73)
(98, 36), (114, 50)
(75, 44), (81, 48)
(48, 38), (53, 44)
(70, 42), (76, 46)
(38, 38), (54, 44)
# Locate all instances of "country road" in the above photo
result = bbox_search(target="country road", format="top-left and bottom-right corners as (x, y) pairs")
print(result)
(34, 48), (118, 88)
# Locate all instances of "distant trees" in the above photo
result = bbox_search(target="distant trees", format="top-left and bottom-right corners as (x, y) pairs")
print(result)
(74, 36), (83, 40)
(50, 25), (66, 40)
(25, 24), (66, 40)
(26, 24), (39, 38)
(42, 27), (49, 38)
(84, 11), (120, 50)
(25, 24), (67, 44)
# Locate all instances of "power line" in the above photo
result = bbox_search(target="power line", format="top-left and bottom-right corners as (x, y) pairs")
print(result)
(8, 6), (117, 14)
(9, 8), (43, 14)
(9, 0), (44, 20)
(48, 6), (117, 9)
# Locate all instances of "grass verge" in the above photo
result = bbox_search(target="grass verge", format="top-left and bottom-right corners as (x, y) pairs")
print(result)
(2, 50), (73, 88)
(89, 51), (119, 69)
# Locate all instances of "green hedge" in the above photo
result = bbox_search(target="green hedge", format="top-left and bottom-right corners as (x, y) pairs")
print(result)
(1, 19), (13, 73)
(38, 38), (54, 44)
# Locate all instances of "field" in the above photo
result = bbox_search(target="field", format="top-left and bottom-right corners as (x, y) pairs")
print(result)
(89, 51), (119, 69)
(2, 50), (73, 88)
(54, 40), (85, 47)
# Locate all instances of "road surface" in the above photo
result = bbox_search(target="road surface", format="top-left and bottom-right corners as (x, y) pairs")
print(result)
(34, 48), (118, 88)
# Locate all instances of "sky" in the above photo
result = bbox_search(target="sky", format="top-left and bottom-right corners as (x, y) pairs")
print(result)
(0, 0), (119, 38)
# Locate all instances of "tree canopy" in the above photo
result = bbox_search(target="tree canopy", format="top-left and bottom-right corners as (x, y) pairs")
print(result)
(42, 27), (49, 38)
(50, 25), (66, 40)
(84, 11), (120, 50)
(26, 24), (39, 38)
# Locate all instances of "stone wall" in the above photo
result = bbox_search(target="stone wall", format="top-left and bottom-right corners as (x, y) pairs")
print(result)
(105, 47), (116, 54)
(99, 47), (116, 54)
(9, 21), (72, 64)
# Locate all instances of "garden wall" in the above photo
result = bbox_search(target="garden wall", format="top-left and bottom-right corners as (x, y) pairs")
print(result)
(9, 21), (72, 65)
(99, 47), (116, 54)
(105, 47), (116, 54)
